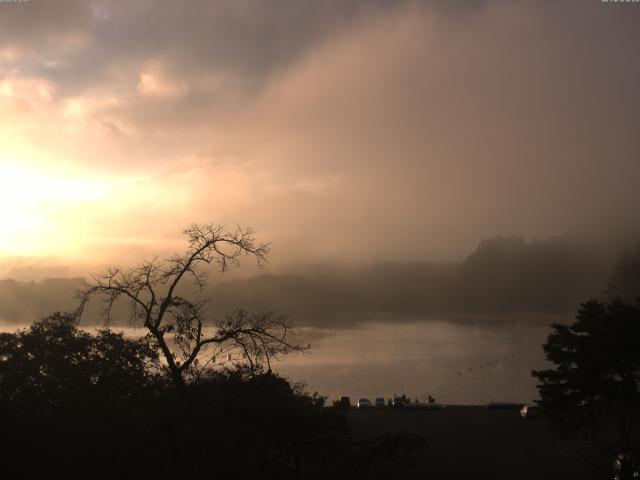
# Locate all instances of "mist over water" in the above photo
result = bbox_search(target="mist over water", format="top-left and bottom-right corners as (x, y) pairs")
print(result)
(0, 316), (552, 405)
(276, 320), (552, 405)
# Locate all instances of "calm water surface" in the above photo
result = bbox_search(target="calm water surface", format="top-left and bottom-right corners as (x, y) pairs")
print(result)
(276, 320), (551, 405)
(1, 318), (553, 405)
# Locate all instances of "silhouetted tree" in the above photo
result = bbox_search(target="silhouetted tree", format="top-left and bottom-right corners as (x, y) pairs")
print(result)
(607, 243), (640, 302)
(532, 299), (640, 478)
(75, 223), (306, 392)
(0, 311), (159, 413)
(0, 313), (354, 479)
(0, 312), (426, 479)
(0, 313), (167, 478)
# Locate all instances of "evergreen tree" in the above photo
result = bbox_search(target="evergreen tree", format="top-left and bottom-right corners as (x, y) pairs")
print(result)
(532, 299), (640, 478)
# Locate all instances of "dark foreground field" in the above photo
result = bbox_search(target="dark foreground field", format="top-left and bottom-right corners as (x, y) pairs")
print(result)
(347, 406), (601, 479)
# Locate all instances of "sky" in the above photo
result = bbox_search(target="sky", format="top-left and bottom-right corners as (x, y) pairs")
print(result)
(1, 0), (639, 275)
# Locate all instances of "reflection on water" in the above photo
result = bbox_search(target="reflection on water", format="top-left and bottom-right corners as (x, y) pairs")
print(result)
(1, 317), (553, 405)
(275, 320), (552, 406)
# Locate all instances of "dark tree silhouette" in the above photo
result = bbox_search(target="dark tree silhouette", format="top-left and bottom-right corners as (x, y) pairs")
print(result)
(0, 309), (438, 480)
(532, 298), (640, 478)
(0, 315), (351, 479)
(75, 223), (306, 392)
(607, 243), (640, 302)
(0, 311), (159, 413)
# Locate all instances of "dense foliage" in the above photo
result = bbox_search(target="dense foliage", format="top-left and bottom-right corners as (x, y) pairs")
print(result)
(532, 299), (640, 476)
(0, 312), (159, 412)
(0, 312), (424, 479)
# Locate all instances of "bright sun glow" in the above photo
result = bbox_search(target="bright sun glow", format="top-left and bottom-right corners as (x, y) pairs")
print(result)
(0, 160), (112, 258)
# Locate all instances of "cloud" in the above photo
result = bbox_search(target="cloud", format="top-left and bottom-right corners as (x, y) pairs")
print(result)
(0, 0), (639, 265)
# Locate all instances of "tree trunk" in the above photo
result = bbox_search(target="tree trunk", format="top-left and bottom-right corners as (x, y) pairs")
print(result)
(151, 328), (187, 396)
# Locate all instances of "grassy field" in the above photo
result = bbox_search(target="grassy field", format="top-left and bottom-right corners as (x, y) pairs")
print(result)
(346, 406), (603, 479)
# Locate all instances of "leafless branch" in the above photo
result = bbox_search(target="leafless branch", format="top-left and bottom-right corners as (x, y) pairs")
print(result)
(74, 223), (301, 393)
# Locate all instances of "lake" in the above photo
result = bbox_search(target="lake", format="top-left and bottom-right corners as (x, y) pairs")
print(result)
(276, 319), (553, 405)
(1, 317), (555, 405)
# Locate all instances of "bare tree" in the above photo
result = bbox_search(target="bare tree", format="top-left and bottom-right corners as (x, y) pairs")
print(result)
(75, 223), (306, 392)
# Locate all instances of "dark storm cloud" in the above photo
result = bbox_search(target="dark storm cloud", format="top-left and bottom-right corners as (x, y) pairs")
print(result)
(0, 0), (396, 94)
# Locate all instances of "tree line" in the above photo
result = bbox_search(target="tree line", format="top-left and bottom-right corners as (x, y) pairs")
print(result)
(2, 235), (631, 327)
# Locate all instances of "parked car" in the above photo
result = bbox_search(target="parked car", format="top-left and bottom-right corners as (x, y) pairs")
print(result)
(613, 452), (639, 480)
(519, 405), (540, 419)
(357, 398), (371, 408)
(375, 397), (386, 408)
(392, 395), (409, 408)
(337, 396), (351, 410)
